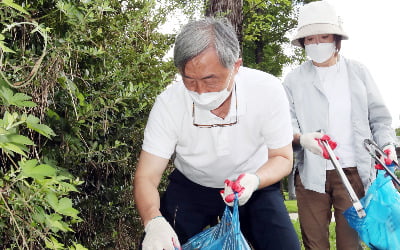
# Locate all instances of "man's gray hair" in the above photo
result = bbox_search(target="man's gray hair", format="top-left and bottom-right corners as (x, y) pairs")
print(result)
(173, 17), (240, 73)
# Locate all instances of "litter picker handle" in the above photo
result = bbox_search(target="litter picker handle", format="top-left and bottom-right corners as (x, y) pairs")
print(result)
(320, 139), (366, 218)
(363, 139), (400, 186)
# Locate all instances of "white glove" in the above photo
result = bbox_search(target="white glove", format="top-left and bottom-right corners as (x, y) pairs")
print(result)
(300, 132), (324, 156)
(221, 173), (259, 206)
(383, 144), (398, 164)
(143, 216), (181, 250)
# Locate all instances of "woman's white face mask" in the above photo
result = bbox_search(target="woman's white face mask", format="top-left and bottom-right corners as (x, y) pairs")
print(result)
(305, 42), (336, 63)
(188, 69), (234, 111)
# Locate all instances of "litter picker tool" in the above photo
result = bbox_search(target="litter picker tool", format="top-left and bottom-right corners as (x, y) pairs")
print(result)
(363, 138), (400, 186)
(319, 133), (366, 218)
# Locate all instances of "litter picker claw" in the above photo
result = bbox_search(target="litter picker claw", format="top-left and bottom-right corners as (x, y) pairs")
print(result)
(363, 138), (400, 186)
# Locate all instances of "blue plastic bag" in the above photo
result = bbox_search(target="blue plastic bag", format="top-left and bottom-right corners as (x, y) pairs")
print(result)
(182, 197), (251, 250)
(344, 169), (400, 249)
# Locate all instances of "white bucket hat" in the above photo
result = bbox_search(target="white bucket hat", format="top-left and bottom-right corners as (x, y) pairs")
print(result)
(291, 1), (348, 47)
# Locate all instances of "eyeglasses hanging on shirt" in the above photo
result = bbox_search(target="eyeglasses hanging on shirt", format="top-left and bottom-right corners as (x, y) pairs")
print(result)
(192, 85), (238, 128)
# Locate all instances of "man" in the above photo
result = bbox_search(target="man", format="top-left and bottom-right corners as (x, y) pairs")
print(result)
(134, 17), (300, 250)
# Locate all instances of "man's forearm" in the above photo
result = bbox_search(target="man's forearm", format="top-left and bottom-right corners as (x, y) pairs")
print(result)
(133, 150), (169, 226)
(134, 178), (163, 227)
(256, 156), (292, 189)
(256, 144), (293, 189)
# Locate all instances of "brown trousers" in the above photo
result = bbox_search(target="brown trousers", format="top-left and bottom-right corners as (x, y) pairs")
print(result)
(295, 167), (365, 250)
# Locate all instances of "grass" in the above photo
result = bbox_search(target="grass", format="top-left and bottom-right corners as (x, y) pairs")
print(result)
(284, 199), (298, 213)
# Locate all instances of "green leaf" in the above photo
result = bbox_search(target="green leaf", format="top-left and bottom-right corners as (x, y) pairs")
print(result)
(46, 192), (80, 218)
(1, 134), (34, 146)
(2, 111), (22, 130)
(58, 197), (72, 209)
(45, 236), (65, 249)
(46, 109), (61, 120)
(26, 115), (56, 138)
(0, 221), (6, 230)
(99, 3), (115, 12)
(58, 198), (80, 218)
(32, 207), (46, 224)
(0, 41), (15, 53)
(46, 192), (59, 211)
(0, 133), (32, 157)
(0, 87), (14, 105)
(1, 0), (30, 15)
(0, 142), (27, 156)
(77, 92), (85, 106)
(10, 92), (37, 107)
(70, 243), (88, 250)
(20, 160), (57, 179)
(59, 182), (79, 192)
(46, 213), (72, 232)
(19, 158), (37, 168)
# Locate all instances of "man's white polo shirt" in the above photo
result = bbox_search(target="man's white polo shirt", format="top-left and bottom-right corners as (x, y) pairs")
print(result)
(142, 66), (293, 188)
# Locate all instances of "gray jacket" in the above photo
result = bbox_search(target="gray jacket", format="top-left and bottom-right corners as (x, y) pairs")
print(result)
(283, 57), (396, 193)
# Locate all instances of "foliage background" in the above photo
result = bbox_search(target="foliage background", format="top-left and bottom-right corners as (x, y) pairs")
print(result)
(0, 0), (342, 249)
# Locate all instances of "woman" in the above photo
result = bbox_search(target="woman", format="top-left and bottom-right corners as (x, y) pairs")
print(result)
(283, 1), (397, 249)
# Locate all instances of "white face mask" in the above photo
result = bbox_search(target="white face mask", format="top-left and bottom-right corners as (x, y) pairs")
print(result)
(188, 69), (234, 111)
(305, 42), (336, 63)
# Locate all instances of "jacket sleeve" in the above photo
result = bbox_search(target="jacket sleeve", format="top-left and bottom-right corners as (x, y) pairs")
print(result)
(358, 62), (396, 147)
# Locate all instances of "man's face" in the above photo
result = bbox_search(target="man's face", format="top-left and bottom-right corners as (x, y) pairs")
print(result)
(181, 48), (241, 94)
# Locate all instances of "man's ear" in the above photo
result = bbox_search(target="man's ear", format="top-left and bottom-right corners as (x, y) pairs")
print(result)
(234, 58), (243, 73)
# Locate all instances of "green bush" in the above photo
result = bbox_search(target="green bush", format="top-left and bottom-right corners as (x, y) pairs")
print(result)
(1, 0), (177, 248)
(0, 82), (85, 248)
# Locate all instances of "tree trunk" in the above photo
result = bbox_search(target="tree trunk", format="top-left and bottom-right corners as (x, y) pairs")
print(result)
(255, 39), (263, 64)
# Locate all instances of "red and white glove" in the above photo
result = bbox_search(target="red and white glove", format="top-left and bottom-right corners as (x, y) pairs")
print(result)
(300, 132), (337, 159)
(300, 132), (324, 156)
(143, 216), (181, 250)
(383, 144), (397, 165)
(221, 173), (259, 206)
(375, 144), (398, 170)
